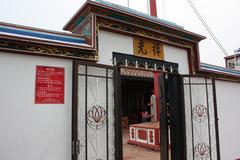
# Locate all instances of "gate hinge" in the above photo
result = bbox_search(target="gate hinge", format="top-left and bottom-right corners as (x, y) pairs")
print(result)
(72, 140), (80, 155)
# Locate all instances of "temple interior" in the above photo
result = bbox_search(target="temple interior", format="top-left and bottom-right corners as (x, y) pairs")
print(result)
(121, 76), (160, 160)
(121, 77), (154, 124)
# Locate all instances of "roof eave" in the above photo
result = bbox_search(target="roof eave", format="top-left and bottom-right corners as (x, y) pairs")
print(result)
(63, 1), (90, 31)
(63, 1), (206, 41)
(224, 53), (240, 59)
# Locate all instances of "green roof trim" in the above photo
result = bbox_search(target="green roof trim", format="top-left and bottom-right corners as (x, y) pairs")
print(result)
(73, 15), (86, 29)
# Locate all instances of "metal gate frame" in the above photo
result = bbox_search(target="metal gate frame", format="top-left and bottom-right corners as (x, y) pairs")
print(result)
(159, 73), (186, 160)
(71, 60), (121, 160)
(181, 75), (221, 160)
(160, 74), (221, 160)
(72, 61), (221, 160)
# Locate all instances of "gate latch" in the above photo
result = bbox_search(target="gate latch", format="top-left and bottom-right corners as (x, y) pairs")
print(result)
(72, 140), (80, 155)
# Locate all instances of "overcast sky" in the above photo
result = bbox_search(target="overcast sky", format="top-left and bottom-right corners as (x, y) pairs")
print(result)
(1, 0), (239, 66)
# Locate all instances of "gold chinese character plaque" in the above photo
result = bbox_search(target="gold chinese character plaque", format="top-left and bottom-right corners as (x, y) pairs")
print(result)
(133, 37), (164, 60)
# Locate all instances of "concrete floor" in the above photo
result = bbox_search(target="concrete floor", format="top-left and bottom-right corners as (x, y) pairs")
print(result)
(122, 129), (161, 160)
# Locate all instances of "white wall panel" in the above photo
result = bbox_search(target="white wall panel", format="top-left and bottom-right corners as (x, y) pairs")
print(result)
(99, 30), (190, 74)
(0, 53), (72, 160)
(216, 80), (240, 160)
(164, 45), (189, 74)
(98, 30), (134, 66)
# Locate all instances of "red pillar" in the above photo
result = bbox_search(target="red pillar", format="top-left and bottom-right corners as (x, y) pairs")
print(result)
(150, 0), (158, 17)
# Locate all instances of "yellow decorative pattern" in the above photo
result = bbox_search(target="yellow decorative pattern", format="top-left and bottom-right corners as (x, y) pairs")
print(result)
(0, 42), (8, 47)
(0, 40), (97, 61)
(25, 45), (72, 55)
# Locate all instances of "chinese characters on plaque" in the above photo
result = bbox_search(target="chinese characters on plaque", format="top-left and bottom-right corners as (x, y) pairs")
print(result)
(35, 66), (64, 104)
(133, 37), (164, 60)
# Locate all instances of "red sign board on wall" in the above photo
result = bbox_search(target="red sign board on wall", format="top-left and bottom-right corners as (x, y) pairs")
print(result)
(35, 66), (65, 104)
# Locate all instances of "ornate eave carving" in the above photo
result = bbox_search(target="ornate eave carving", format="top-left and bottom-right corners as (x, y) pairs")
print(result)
(0, 39), (98, 61)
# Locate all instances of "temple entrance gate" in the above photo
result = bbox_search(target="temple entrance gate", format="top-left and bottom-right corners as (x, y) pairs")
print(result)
(159, 74), (220, 160)
(182, 75), (220, 160)
(72, 61), (118, 160)
(71, 60), (220, 160)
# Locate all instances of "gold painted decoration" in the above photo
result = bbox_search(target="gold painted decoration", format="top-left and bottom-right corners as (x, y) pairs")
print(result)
(0, 42), (8, 47)
(120, 68), (154, 78)
(133, 37), (164, 60)
(0, 40), (98, 61)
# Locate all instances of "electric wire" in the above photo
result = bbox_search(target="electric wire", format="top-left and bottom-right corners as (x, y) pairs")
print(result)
(186, 0), (229, 56)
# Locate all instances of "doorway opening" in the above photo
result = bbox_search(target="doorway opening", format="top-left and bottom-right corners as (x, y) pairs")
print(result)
(120, 75), (161, 160)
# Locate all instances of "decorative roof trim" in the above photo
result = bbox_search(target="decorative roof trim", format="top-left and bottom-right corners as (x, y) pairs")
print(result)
(64, 0), (206, 41)
(200, 63), (240, 77)
(224, 53), (240, 59)
(0, 39), (98, 61)
(0, 23), (86, 46)
(0, 22), (96, 50)
(94, 0), (183, 29)
(113, 52), (178, 73)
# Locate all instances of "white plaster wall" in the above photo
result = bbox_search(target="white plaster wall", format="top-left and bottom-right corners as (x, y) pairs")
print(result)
(216, 80), (240, 159)
(98, 30), (134, 66)
(0, 53), (72, 160)
(164, 45), (189, 74)
(98, 30), (190, 74)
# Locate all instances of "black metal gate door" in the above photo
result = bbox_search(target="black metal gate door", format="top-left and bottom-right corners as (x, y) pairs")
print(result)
(182, 75), (220, 160)
(159, 73), (186, 160)
(159, 74), (220, 160)
(72, 61), (117, 160)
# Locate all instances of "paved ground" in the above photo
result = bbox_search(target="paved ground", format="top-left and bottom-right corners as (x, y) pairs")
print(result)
(122, 129), (160, 160)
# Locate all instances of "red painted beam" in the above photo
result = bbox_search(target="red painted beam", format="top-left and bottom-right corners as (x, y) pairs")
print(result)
(150, 0), (158, 17)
